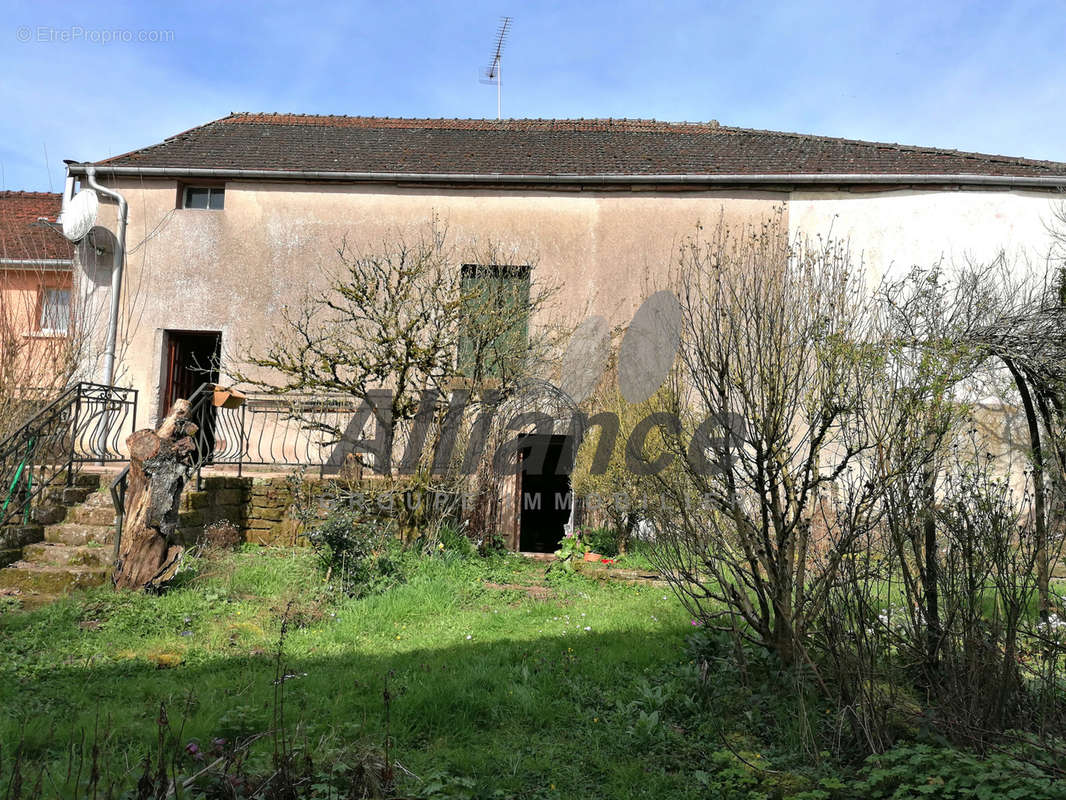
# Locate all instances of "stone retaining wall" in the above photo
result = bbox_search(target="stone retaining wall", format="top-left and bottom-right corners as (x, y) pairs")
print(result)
(173, 474), (469, 548)
(176, 476), (308, 546)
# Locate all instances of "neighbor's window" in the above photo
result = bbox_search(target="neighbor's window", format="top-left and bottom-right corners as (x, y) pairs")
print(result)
(458, 264), (531, 380)
(39, 288), (71, 335)
(182, 186), (225, 210)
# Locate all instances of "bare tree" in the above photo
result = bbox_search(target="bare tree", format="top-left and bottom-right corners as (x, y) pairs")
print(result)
(231, 219), (564, 543)
(640, 211), (890, 665)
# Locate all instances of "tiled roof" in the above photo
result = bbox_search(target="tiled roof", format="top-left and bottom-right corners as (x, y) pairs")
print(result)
(92, 113), (1066, 181)
(0, 192), (74, 263)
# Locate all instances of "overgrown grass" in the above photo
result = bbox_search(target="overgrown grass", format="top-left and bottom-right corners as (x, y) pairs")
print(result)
(1, 547), (705, 796)
(1, 546), (1063, 798)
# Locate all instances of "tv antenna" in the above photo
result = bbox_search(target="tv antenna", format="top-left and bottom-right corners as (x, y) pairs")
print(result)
(480, 16), (512, 120)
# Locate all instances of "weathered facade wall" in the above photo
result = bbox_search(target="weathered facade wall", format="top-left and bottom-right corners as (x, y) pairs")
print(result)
(787, 188), (1060, 283)
(77, 179), (1066, 551)
(87, 180), (1066, 424)
(82, 180), (786, 424)
(789, 187), (1062, 501)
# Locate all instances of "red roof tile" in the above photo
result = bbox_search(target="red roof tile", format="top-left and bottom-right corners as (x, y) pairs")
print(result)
(92, 113), (1066, 181)
(0, 192), (74, 263)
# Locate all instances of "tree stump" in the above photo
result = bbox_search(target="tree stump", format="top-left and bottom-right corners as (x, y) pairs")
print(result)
(113, 399), (199, 591)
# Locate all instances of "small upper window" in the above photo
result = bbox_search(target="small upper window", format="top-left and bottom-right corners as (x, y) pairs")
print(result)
(182, 186), (225, 210)
(39, 288), (71, 335)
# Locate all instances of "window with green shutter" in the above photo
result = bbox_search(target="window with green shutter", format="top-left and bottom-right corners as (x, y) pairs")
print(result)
(458, 264), (531, 381)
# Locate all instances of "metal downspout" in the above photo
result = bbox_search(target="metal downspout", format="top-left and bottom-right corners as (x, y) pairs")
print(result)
(83, 165), (128, 388)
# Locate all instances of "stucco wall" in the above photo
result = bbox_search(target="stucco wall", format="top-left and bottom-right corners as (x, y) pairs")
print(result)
(787, 188), (1061, 283)
(789, 186), (1062, 502)
(71, 179), (1066, 551)
(0, 267), (74, 390)
(86, 180), (786, 423)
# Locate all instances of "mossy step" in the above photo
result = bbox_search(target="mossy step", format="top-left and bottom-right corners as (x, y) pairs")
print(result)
(22, 542), (111, 568)
(0, 589), (60, 610)
(0, 548), (22, 568)
(0, 524), (43, 551)
(65, 505), (116, 526)
(32, 504), (67, 525)
(69, 473), (101, 489)
(0, 563), (109, 594)
(83, 490), (117, 509)
(43, 486), (91, 505)
(33, 499), (115, 526)
(44, 523), (112, 546)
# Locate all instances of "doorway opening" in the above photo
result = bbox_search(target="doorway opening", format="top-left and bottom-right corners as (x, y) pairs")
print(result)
(163, 331), (221, 412)
(162, 330), (222, 454)
(518, 434), (574, 553)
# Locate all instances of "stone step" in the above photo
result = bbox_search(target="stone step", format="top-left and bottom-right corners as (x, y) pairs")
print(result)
(31, 505), (67, 525)
(83, 490), (116, 509)
(0, 524), (43, 551)
(44, 523), (112, 546)
(43, 486), (80, 505)
(0, 562), (109, 594)
(0, 548), (22, 568)
(0, 469), (122, 606)
(70, 472), (102, 489)
(0, 589), (60, 610)
(31, 492), (113, 525)
(63, 486), (92, 505)
(22, 542), (111, 568)
(66, 504), (116, 526)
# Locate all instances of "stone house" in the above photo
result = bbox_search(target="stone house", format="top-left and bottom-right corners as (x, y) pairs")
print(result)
(60, 114), (1066, 550)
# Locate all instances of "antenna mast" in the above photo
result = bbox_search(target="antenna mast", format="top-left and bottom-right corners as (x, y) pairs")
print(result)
(481, 16), (512, 120)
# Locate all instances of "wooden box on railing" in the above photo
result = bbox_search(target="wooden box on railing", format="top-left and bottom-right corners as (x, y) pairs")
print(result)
(212, 386), (247, 409)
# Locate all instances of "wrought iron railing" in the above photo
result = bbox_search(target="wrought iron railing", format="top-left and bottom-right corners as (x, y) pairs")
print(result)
(195, 391), (363, 474)
(110, 383), (363, 553)
(0, 382), (137, 529)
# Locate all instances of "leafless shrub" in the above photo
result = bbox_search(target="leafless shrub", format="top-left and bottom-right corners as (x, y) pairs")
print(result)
(201, 519), (243, 552)
(643, 210), (1066, 756)
(642, 210), (887, 667)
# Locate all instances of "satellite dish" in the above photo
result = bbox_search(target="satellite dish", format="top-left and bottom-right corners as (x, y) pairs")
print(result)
(62, 189), (99, 243)
(77, 227), (117, 286)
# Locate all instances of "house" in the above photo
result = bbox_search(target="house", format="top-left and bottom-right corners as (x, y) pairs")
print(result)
(0, 191), (75, 417)
(60, 114), (1066, 549)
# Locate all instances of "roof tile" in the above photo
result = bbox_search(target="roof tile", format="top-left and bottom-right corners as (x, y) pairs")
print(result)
(95, 114), (1066, 179)
(0, 192), (74, 263)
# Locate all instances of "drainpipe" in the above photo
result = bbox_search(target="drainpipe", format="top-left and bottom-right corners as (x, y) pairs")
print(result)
(60, 174), (75, 219)
(82, 165), (128, 388)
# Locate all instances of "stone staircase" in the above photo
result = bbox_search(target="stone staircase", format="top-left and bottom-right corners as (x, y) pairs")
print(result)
(0, 473), (116, 607)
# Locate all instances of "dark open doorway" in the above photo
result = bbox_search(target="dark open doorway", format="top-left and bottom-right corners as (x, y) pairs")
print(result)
(518, 434), (574, 553)
(163, 331), (221, 412)
(163, 330), (222, 455)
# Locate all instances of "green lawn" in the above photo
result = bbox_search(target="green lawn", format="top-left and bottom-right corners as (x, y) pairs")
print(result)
(2, 547), (1062, 799)
(0, 547), (740, 798)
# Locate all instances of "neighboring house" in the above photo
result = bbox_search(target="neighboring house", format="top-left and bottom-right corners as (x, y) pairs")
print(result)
(62, 115), (1066, 549)
(0, 191), (75, 403)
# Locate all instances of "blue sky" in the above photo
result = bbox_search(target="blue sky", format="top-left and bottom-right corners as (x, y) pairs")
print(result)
(2, 0), (1063, 192)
